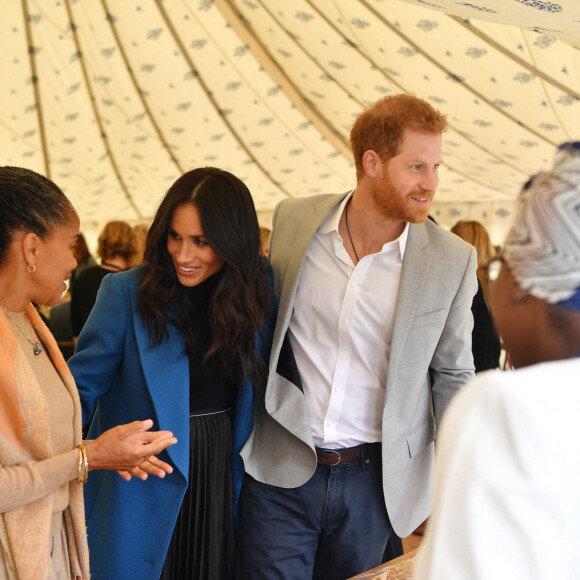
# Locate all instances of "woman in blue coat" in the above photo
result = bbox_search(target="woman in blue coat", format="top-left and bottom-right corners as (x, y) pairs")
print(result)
(68, 168), (274, 580)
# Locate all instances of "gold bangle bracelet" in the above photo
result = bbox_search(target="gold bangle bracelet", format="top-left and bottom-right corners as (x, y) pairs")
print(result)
(77, 444), (88, 484)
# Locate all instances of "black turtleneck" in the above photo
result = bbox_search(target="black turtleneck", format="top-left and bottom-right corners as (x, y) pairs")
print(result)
(186, 271), (236, 415)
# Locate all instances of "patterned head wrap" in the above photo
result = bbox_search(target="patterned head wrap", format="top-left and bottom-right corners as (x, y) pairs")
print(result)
(503, 142), (580, 310)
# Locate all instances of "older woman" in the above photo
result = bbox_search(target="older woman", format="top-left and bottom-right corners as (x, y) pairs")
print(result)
(415, 142), (580, 579)
(0, 166), (177, 580)
(68, 167), (274, 580)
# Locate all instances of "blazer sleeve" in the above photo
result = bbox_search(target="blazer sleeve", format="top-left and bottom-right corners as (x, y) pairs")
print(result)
(68, 273), (129, 425)
(429, 246), (477, 428)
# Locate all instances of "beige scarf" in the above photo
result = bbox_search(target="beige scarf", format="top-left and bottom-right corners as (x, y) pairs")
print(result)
(0, 304), (90, 580)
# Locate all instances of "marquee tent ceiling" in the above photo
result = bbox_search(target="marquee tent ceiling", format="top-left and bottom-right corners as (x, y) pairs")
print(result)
(2, 0), (580, 242)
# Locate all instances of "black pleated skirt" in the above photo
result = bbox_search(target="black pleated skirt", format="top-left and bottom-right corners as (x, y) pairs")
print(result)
(160, 409), (236, 580)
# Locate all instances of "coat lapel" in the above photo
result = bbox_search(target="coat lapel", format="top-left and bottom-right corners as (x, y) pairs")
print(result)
(128, 286), (190, 479)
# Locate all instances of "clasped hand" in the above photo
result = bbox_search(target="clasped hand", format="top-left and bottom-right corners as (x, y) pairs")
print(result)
(85, 419), (178, 481)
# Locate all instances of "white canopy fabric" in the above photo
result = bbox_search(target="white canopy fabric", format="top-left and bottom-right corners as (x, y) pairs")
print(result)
(1, 0), (579, 243)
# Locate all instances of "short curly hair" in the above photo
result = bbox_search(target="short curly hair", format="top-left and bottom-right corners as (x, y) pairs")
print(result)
(350, 94), (448, 180)
(97, 221), (138, 262)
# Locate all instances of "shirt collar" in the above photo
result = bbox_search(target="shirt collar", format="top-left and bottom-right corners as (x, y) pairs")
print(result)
(319, 191), (409, 259)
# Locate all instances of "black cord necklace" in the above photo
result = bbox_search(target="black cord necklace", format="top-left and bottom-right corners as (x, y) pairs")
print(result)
(345, 198), (360, 264)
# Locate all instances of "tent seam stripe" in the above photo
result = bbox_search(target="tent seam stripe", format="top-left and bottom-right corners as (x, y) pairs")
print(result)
(357, 0), (558, 149)
(155, 0), (294, 199)
(313, 0), (529, 186)
(101, 0), (185, 176)
(63, 0), (143, 219)
(216, 0), (352, 166)
(451, 16), (580, 101)
(21, 0), (51, 179)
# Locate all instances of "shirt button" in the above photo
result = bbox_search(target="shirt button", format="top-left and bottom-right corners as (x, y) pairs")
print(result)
(340, 352), (346, 358)
(351, 282), (358, 287)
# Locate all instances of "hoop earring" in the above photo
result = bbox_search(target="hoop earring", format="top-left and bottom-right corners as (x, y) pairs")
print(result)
(27, 263), (36, 273)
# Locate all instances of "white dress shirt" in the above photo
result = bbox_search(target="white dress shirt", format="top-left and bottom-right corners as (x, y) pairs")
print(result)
(288, 193), (409, 449)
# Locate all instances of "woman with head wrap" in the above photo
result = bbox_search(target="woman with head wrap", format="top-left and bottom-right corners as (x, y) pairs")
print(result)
(415, 142), (580, 579)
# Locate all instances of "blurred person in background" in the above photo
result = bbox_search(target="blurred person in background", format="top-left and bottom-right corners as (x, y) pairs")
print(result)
(451, 220), (501, 372)
(48, 231), (96, 353)
(415, 142), (580, 579)
(259, 226), (271, 257)
(70, 220), (138, 339)
(132, 223), (149, 266)
(47, 288), (75, 359)
(70, 232), (96, 288)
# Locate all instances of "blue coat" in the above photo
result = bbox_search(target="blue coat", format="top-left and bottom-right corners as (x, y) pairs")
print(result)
(68, 264), (274, 580)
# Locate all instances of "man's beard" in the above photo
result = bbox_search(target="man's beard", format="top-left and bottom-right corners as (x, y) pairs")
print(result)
(372, 176), (431, 224)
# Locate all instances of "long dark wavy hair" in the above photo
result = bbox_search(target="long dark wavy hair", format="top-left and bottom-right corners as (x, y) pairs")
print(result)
(138, 167), (270, 388)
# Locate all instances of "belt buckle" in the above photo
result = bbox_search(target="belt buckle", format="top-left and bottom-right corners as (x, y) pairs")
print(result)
(323, 450), (341, 467)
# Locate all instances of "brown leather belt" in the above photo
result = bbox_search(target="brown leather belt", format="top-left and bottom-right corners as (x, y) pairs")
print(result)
(315, 443), (381, 466)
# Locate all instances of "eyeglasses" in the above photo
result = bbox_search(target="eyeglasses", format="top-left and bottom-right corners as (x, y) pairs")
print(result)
(484, 254), (505, 282)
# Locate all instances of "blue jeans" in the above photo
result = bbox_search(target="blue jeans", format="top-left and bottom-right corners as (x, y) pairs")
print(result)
(237, 447), (392, 580)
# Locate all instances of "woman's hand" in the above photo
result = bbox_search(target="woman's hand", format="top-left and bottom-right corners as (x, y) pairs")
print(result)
(117, 455), (175, 481)
(85, 420), (177, 479)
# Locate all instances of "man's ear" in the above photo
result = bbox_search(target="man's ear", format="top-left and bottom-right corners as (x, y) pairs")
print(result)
(362, 150), (383, 179)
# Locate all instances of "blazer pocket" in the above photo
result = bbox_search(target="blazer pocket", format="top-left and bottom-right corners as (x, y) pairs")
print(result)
(406, 417), (436, 458)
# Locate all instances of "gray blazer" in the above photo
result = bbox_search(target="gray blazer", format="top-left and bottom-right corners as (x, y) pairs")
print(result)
(241, 193), (477, 537)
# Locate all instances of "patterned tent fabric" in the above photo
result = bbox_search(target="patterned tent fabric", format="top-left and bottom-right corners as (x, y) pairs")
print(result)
(1, 0), (579, 243)
(397, 0), (580, 48)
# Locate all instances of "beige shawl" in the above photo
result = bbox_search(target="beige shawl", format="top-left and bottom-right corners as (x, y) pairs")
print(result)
(0, 304), (90, 580)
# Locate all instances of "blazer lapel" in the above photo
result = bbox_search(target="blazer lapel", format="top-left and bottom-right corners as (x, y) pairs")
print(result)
(266, 194), (347, 443)
(388, 223), (432, 382)
(270, 220), (313, 368)
(270, 193), (349, 371)
(128, 286), (190, 479)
